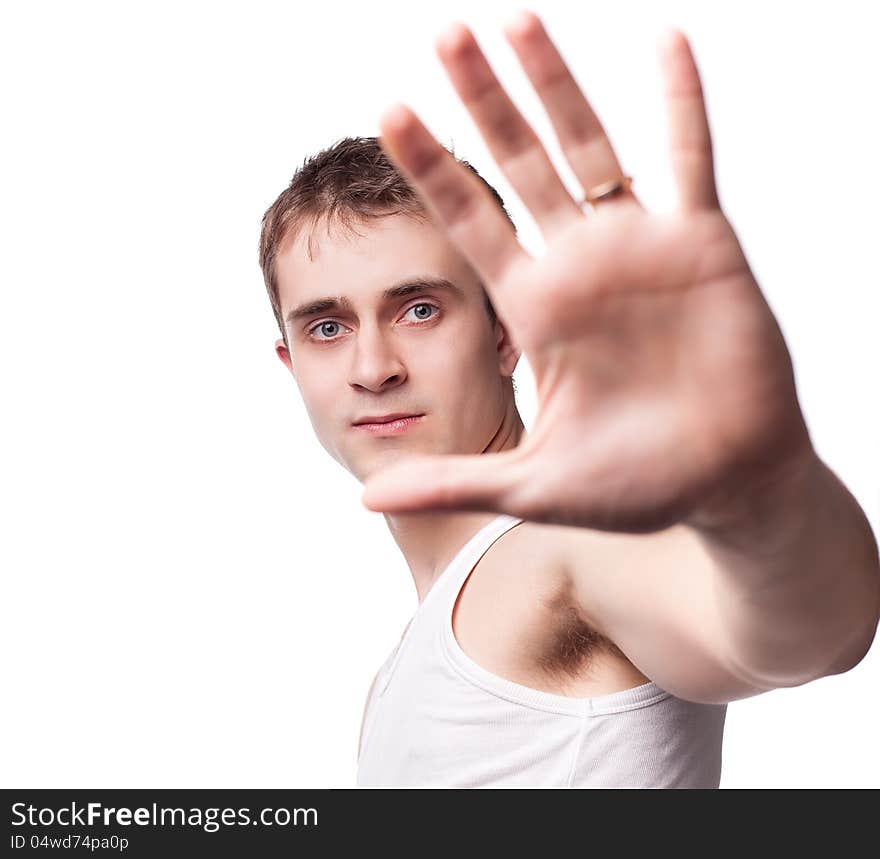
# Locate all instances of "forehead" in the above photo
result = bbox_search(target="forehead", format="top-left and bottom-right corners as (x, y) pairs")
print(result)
(274, 212), (480, 316)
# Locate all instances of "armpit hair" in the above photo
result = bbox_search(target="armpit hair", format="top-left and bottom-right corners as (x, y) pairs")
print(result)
(534, 588), (625, 686)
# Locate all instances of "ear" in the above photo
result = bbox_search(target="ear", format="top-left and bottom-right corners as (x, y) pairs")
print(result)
(493, 316), (521, 378)
(275, 338), (296, 380)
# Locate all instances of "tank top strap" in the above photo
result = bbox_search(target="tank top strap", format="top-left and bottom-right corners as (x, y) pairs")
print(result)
(437, 513), (525, 608)
(375, 513), (524, 697)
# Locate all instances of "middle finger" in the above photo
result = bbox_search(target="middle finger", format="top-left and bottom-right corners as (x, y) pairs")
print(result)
(435, 21), (584, 239)
(502, 10), (642, 212)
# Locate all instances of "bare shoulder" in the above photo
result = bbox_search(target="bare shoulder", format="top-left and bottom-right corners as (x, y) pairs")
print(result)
(457, 519), (771, 703)
(453, 518), (654, 697)
(482, 518), (625, 638)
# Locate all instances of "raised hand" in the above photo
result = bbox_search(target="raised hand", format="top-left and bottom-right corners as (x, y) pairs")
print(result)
(361, 10), (814, 533)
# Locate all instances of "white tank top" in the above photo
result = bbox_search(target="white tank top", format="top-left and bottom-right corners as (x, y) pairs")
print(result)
(357, 513), (727, 787)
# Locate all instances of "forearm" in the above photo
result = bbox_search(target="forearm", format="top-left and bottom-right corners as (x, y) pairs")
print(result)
(691, 452), (880, 688)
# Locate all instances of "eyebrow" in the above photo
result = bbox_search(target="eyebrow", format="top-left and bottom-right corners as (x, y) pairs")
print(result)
(284, 276), (465, 329)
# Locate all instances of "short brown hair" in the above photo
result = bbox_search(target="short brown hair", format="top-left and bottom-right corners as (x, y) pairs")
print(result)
(257, 135), (517, 350)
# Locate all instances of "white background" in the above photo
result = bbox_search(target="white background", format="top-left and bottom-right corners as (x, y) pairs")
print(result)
(2, 0), (877, 788)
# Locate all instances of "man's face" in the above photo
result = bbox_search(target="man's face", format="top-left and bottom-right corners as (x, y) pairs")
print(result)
(274, 212), (519, 484)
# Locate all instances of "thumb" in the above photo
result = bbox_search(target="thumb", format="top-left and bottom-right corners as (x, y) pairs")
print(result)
(361, 448), (525, 514)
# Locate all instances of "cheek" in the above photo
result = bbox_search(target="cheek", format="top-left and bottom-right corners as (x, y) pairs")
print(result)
(425, 330), (503, 421)
(418, 322), (488, 387)
(293, 365), (341, 430)
(435, 310), (495, 364)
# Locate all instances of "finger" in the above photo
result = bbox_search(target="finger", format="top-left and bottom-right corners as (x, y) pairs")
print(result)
(361, 450), (525, 514)
(501, 10), (642, 213)
(434, 21), (583, 238)
(378, 103), (531, 289)
(657, 29), (720, 212)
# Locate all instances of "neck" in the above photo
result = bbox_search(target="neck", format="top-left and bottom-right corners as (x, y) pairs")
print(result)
(383, 404), (526, 606)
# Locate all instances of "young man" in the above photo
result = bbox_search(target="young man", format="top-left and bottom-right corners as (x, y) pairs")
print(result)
(258, 12), (879, 787)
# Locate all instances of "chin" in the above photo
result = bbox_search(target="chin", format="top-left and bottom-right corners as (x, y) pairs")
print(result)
(358, 445), (427, 474)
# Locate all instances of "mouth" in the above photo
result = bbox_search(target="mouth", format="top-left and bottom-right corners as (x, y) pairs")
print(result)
(351, 414), (425, 435)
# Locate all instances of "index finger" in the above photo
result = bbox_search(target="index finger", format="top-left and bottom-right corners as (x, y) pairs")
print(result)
(378, 103), (531, 290)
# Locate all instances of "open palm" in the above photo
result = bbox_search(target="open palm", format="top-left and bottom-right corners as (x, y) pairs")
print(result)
(361, 11), (813, 533)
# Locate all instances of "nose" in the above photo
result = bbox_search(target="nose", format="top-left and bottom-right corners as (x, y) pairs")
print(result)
(348, 323), (408, 392)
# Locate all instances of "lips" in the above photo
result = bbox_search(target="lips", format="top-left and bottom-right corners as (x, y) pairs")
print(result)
(351, 414), (425, 435)
(352, 412), (422, 426)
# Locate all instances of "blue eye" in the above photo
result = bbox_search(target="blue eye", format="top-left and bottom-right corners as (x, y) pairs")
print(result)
(309, 320), (347, 341)
(406, 302), (438, 322)
(307, 302), (440, 342)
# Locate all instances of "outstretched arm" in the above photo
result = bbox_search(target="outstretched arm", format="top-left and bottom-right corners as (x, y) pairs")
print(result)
(558, 453), (879, 704)
(361, 10), (880, 701)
